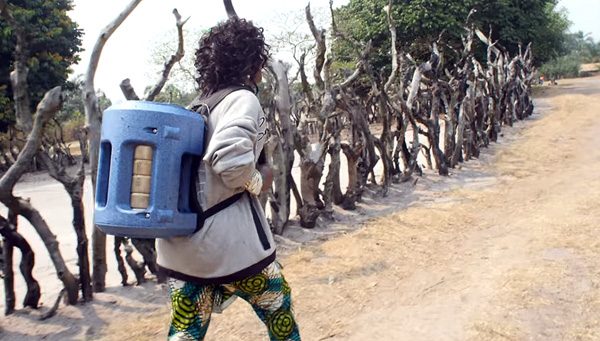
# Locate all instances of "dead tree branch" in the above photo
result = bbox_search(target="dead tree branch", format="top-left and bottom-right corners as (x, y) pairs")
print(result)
(144, 9), (189, 101)
(84, 0), (144, 293)
(306, 3), (326, 92)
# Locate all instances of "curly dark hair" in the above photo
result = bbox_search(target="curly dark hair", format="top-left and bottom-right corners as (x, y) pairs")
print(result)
(195, 18), (270, 95)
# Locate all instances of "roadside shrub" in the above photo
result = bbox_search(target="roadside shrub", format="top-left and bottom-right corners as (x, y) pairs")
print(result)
(49, 113), (85, 142)
(539, 53), (581, 79)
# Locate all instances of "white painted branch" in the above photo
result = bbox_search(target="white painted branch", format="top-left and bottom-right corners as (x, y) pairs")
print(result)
(267, 60), (298, 232)
(305, 3), (326, 91)
(384, 0), (399, 92)
(406, 61), (432, 108)
(339, 64), (363, 88)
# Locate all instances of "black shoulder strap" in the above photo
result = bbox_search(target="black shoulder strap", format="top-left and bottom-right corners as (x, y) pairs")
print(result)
(189, 85), (252, 114)
(188, 84), (252, 234)
(194, 191), (246, 233)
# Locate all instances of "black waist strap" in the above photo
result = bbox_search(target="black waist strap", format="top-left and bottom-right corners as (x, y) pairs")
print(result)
(195, 192), (246, 233)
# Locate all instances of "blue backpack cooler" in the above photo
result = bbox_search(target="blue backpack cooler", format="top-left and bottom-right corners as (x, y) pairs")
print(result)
(94, 86), (248, 239)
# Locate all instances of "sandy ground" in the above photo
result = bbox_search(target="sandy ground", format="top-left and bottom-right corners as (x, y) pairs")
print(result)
(2, 75), (600, 340)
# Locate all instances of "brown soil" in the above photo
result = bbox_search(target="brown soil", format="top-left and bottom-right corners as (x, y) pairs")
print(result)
(3, 75), (600, 340)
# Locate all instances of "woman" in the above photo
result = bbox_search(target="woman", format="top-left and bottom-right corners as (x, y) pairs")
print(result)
(157, 17), (300, 341)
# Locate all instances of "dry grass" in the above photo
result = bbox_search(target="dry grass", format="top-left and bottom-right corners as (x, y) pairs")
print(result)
(580, 63), (600, 73)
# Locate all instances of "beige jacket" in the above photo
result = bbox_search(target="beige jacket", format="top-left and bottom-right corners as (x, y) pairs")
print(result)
(157, 89), (276, 284)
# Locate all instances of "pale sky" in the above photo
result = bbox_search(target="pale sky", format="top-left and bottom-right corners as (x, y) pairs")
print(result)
(69, 0), (599, 102)
(559, 0), (600, 41)
(69, 0), (346, 102)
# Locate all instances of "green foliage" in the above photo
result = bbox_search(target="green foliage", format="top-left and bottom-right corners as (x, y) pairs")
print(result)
(473, 0), (569, 64)
(146, 84), (196, 107)
(563, 31), (600, 63)
(539, 53), (581, 79)
(333, 0), (570, 71)
(335, 0), (470, 68)
(54, 83), (110, 142)
(97, 90), (112, 113)
(57, 76), (84, 123)
(539, 31), (600, 79)
(59, 112), (85, 142)
(0, 85), (11, 127)
(0, 0), (82, 131)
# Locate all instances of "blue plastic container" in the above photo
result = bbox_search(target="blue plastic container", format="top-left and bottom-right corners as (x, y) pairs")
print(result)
(94, 101), (204, 239)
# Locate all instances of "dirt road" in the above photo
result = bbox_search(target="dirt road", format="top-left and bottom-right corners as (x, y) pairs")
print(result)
(3, 76), (600, 340)
(100, 76), (600, 340)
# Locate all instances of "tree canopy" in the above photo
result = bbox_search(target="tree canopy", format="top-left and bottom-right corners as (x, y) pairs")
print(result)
(0, 0), (82, 131)
(334, 0), (569, 70)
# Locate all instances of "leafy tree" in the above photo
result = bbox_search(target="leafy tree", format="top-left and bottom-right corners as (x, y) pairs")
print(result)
(54, 76), (111, 142)
(58, 76), (85, 123)
(146, 83), (196, 107)
(58, 75), (111, 125)
(539, 31), (600, 79)
(539, 53), (581, 79)
(0, 0), (82, 131)
(334, 0), (569, 69)
(563, 31), (600, 63)
(473, 0), (569, 64)
(335, 0), (471, 67)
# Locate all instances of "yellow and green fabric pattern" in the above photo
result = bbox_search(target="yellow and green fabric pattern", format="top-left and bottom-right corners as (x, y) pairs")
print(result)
(168, 262), (300, 341)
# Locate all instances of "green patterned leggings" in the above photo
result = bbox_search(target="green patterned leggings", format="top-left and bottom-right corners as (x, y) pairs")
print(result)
(167, 262), (300, 340)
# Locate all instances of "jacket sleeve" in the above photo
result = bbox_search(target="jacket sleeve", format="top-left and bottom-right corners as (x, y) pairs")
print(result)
(204, 93), (259, 189)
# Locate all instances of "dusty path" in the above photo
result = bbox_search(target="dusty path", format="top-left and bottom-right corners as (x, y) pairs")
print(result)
(3, 76), (600, 340)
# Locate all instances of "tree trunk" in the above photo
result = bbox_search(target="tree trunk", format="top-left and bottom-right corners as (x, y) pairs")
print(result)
(428, 84), (449, 176)
(38, 140), (93, 302)
(298, 149), (324, 228)
(0, 87), (78, 305)
(324, 133), (343, 206)
(376, 91), (394, 194)
(452, 91), (469, 167)
(267, 61), (296, 234)
(399, 114), (422, 181)
(0, 213), (40, 312)
(392, 131), (404, 176)
(487, 94), (499, 142)
(268, 137), (291, 234)
(114, 237), (129, 286)
(2, 233), (15, 315)
(341, 143), (361, 210)
(131, 238), (164, 283)
(71, 191), (93, 301)
(124, 240), (146, 285)
(6, 198), (79, 304)
(85, 0), (144, 293)
(323, 132), (342, 218)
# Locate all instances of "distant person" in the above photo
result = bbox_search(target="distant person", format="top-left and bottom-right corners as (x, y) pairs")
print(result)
(157, 17), (301, 341)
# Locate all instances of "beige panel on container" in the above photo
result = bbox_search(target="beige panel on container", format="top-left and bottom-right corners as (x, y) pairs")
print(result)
(131, 145), (153, 209)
